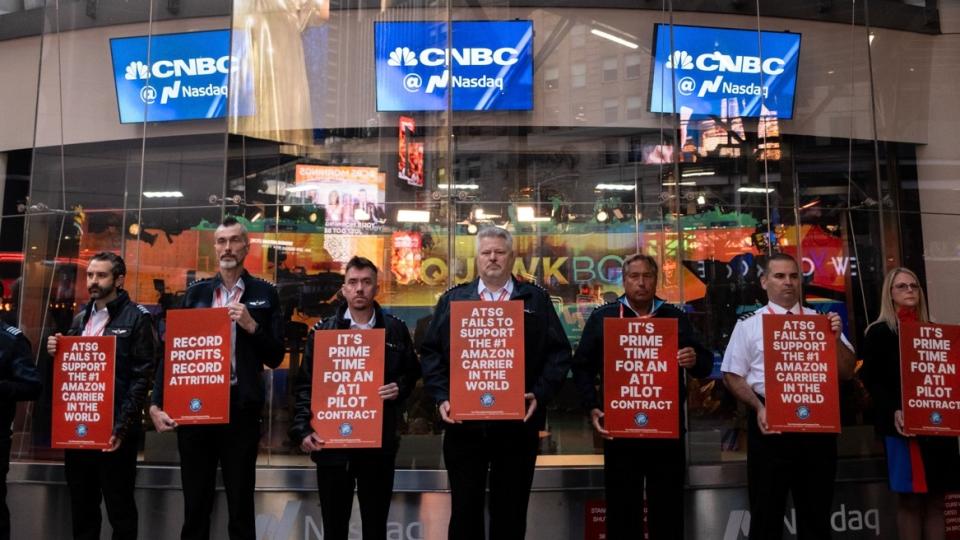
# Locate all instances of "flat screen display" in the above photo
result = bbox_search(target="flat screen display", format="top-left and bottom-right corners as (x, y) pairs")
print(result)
(375, 21), (534, 112)
(110, 29), (253, 123)
(649, 24), (801, 119)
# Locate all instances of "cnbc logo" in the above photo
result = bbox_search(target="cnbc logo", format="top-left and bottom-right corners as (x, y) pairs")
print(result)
(123, 55), (237, 105)
(384, 45), (518, 94)
(663, 49), (787, 99)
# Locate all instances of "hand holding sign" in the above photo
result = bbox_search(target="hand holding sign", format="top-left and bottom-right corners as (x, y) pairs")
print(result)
(678, 347), (697, 369)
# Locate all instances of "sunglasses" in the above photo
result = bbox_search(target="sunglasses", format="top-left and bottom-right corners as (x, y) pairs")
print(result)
(893, 283), (920, 291)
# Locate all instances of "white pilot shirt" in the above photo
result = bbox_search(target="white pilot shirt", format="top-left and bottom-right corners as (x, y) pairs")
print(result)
(344, 308), (376, 330)
(720, 301), (854, 397)
(477, 279), (514, 302)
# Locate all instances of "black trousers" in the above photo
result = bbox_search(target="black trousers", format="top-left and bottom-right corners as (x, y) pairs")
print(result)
(442, 421), (539, 540)
(0, 438), (10, 540)
(177, 411), (261, 540)
(747, 410), (837, 540)
(64, 434), (139, 540)
(604, 438), (685, 540)
(315, 450), (397, 540)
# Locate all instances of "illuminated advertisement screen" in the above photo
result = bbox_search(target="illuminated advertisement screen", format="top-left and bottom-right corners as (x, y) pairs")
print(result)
(293, 165), (386, 235)
(375, 21), (534, 112)
(649, 24), (801, 119)
(109, 29), (253, 123)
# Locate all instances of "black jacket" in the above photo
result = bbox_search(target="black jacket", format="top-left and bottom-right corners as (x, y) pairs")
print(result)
(571, 297), (713, 426)
(0, 322), (41, 440)
(420, 277), (572, 430)
(152, 270), (285, 414)
(859, 322), (903, 437)
(289, 301), (421, 463)
(68, 290), (158, 441)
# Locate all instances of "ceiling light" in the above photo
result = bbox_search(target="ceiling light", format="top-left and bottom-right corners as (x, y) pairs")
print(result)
(143, 191), (184, 198)
(466, 223), (478, 234)
(595, 183), (635, 191)
(438, 183), (479, 190)
(596, 209), (609, 223)
(737, 187), (775, 194)
(590, 28), (638, 49)
(397, 209), (431, 223)
(517, 206), (551, 222)
(681, 170), (714, 178)
(251, 212), (262, 222)
(697, 195), (706, 205)
(282, 205), (291, 212)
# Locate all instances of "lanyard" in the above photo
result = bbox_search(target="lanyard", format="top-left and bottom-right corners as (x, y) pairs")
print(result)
(83, 310), (109, 337)
(214, 284), (243, 308)
(483, 288), (509, 302)
(766, 305), (795, 315)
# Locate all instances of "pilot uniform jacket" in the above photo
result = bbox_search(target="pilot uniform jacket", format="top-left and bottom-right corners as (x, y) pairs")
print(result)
(0, 322), (41, 440)
(571, 297), (713, 425)
(67, 289), (158, 441)
(151, 270), (285, 414)
(289, 301), (421, 464)
(420, 277), (572, 430)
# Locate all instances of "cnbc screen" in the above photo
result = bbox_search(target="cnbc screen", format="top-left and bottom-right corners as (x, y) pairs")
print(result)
(109, 29), (253, 124)
(649, 24), (801, 119)
(375, 21), (534, 112)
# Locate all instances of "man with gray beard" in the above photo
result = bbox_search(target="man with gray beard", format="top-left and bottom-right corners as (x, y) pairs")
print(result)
(149, 217), (285, 540)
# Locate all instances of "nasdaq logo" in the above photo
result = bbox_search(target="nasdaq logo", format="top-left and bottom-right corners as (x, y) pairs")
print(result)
(375, 21), (534, 111)
(110, 29), (254, 123)
(649, 25), (801, 119)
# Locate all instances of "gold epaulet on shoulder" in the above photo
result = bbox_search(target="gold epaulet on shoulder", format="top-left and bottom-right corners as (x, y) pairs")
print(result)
(738, 309), (760, 321)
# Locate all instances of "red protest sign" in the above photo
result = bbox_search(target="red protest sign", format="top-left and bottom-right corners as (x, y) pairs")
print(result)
(762, 314), (840, 433)
(52, 336), (116, 449)
(163, 308), (232, 424)
(450, 300), (525, 420)
(946, 493), (960, 540)
(584, 500), (607, 540)
(900, 321), (960, 436)
(602, 318), (679, 438)
(310, 329), (385, 448)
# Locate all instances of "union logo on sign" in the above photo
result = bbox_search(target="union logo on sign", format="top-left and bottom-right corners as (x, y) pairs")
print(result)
(189, 398), (203, 412)
(480, 393), (496, 408)
(75, 424), (88, 438)
(930, 411), (943, 425)
(796, 405), (811, 420)
(339, 423), (353, 436)
(634, 412), (649, 427)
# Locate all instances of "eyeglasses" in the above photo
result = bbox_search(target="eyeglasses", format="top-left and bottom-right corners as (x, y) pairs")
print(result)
(893, 283), (921, 291)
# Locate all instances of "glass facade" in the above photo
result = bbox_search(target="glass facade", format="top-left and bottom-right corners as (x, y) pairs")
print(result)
(0, 0), (956, 482)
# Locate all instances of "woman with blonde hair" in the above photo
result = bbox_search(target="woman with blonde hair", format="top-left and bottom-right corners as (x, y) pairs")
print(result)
(859, 267), (960, 540)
